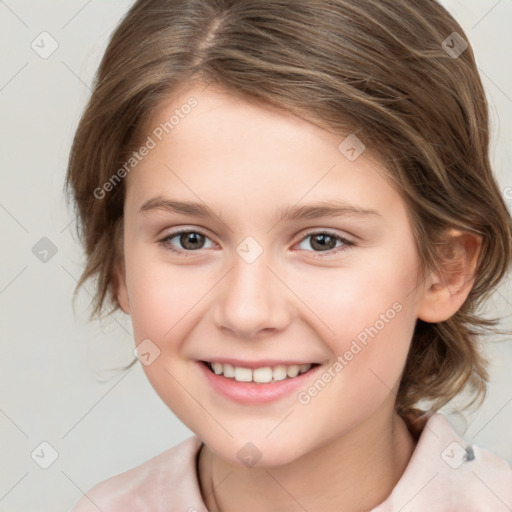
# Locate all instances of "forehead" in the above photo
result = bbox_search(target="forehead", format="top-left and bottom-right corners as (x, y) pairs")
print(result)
(143, 82), (340, 160)
(124, 83), (404, 223)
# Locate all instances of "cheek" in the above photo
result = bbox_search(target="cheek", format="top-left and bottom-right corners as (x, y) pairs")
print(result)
(303, 294), (414, 435)
(289, 247), (419, 403)
(329, 254), (419, 401)
(123, 247), (210, 426)
(124, 242), (210, 340)
(290, 254), (418, 347)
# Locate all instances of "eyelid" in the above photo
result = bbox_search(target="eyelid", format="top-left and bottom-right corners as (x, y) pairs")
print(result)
(294, 228), (356, 258)
(158, 227), (217, 256)
(298, 227), (355, 243)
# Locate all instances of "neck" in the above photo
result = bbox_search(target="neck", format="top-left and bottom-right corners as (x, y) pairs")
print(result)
(197, 408), (417, 512)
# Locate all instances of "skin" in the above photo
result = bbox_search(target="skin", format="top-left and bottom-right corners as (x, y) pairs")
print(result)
(116, 82), (481, 512)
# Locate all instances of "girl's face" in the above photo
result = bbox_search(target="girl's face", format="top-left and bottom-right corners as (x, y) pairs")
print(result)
(118, 83), (427, 466)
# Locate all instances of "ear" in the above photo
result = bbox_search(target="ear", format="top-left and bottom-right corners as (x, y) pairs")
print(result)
(113, 259), (131, 315)
(417, 229), (482, 323)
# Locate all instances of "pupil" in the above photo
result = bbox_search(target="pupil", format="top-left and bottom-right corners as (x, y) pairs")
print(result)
(182, 232), (204, 250)
(312, 234), (336, 251)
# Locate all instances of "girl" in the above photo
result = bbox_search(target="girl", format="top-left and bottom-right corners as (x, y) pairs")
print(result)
(66, 0), (512, 510)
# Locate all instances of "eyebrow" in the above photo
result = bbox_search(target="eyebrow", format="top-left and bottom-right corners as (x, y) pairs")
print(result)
(139, 196), (381, 222)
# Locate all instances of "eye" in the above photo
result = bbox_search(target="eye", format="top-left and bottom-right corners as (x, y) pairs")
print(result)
(158, 228), (356, 258)
(296, 230), (355, 258)
(158, 229), (216, 255)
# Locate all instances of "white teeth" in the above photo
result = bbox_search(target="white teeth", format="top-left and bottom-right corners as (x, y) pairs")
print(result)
(223, 364), (235, 378)
(272, 365), (288, 381)
(208, 362), (313, 383)
(299, 364), (310, 374)
(286, 365), (300, 378)
(253, 367), (273, 383)
(234, 367), (252, 382)
(212, 362), (223, 375)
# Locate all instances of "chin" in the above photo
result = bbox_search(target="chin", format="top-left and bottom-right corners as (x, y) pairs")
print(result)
(207, 436), (309, 470)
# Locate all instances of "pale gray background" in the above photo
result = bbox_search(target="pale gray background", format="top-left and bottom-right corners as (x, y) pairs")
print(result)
(0, 1), (511, 511)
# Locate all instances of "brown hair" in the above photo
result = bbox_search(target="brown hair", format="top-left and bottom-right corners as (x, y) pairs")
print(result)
(65, 0), (512, 432)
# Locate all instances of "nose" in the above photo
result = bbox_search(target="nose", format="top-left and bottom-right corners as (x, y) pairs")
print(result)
(212, 248), (291, 339)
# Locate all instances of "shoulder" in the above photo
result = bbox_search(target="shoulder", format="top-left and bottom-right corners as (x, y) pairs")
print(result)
(70, 435), (204, 512)
(373, 412), (512, 511)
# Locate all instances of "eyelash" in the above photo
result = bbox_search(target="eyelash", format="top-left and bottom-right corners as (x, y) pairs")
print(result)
(158, 228), (356, 259)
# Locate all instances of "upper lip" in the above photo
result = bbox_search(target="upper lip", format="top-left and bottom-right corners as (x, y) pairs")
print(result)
(200, 358), (320, 369)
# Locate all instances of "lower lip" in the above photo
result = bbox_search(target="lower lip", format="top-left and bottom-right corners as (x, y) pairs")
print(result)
(196, 361), (322, 404)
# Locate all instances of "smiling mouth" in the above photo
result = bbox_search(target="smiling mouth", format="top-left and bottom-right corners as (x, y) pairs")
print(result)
(200, 361), (320, 384)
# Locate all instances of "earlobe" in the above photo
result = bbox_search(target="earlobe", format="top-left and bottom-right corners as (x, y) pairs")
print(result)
(417, 229), (482, 323)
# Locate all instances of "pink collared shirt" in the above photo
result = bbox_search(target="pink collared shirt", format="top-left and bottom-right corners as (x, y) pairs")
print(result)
(71, 413), (512, 511)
